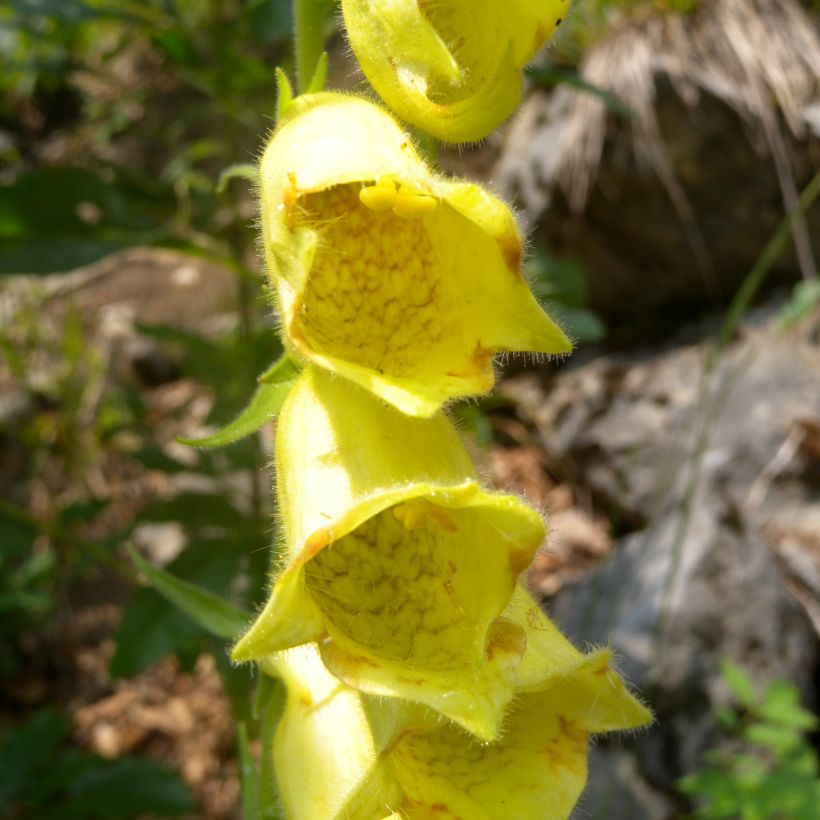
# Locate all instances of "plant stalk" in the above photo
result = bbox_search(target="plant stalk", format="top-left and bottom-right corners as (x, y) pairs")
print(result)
(293, 0), (331, 94)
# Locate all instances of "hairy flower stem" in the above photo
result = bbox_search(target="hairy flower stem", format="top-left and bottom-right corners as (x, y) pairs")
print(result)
(293, 0), (332, 93)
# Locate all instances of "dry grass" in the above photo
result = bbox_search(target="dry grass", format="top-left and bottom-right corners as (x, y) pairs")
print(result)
(517, 0), (820, 276)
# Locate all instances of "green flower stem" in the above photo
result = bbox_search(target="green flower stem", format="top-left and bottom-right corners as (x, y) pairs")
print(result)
(293, 0), (333, 93)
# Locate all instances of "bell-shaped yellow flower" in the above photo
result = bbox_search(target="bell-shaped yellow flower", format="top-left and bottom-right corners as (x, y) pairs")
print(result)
(342, 0), (571, 142)
(259, 92), (571, 418)
(233, 367), (545, 740)
(266, 587), (652, 820)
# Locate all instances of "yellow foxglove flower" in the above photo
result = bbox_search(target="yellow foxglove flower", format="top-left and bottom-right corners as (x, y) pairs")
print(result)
(266, 587), (651, 820)
(259, 92), (571, 418)
(233, 367), (545, 740)
(342, 0), (571, 142)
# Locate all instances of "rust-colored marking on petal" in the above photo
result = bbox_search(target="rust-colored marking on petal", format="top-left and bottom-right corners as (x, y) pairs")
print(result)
(486, 618), (527, 662)
(509, 544), (536, 576)
(498, 233), (523, 278)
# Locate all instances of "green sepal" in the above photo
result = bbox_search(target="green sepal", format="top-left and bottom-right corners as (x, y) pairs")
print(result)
(306, 51), (328, 94)
(276, 68), (295, 124)
(127, 545), (249, 640)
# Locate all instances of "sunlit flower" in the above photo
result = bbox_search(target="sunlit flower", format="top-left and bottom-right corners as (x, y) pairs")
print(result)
(342, 0), (571, 141)
(232, 367), (546, 740)
(266, 586), (652, 820)
(259, 92), (571, 418)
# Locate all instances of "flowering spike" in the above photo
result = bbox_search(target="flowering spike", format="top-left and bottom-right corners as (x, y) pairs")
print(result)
(266, 588), (652, 820)
(233, 367), (545, 740)
(342, 0), (572, 142)
(258, 93), (571, 417)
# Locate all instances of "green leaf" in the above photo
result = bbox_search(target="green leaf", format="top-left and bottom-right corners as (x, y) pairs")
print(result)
(111, 544), (244, 677)
(0, 238), (125, 275)
(0, 167), (173, 267)
(558, 306), (606, 343)
(151, 30), (201, 68)
(453, 403), (494, 450)
(526, 66), (637, 120)
(0, 505), (37, 562)
(744, 722), (800, 755)
(213, 649), (256, 726)
(65, 756), (195, 818)
(178, 355), (299, 448)
(524, 248), (606, 343)
(759, 681), (819, 731)
(721, 660), (757, 708)
(139, 492), (247, 531)
(714, 705), (739, 731)
(237, 723), (260, 820)
(0, 709), (69, 811)
(10, 0), (147, 25)
(135, 322), (283, 423)
(128, 546), (249, 641)
(245, 0), (294, 45)
(525, 248), (588, 307)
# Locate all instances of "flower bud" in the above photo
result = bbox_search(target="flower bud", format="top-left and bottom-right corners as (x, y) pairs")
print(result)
(342, 0), (571, 141)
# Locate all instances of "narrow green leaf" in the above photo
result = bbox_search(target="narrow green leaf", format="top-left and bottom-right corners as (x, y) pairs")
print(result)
(178, 366), (296, 449)
(217, 164), (259, 194)
(128, 546), (249, 640)
(256, 673), (287, 820)
(558, 306), (606, 343)
(67, 756), (195, 817)
(526, 66), (637, 120)
(275, 68), (295, 124)
(237, 723), (259, 820)
(0, 709), (69, 810)
(306, 51), (328, 94)
(258, 354), (301, 384)
(111, 547), (243, 678)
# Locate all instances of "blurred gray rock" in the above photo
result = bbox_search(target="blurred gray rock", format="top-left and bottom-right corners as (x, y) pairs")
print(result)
(496, 0), (820, 339)
(505, 306), (820, 817)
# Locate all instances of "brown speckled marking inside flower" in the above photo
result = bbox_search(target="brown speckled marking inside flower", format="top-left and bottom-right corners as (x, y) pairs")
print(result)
(305, 500), (488, 671)
(295, 185), (444, 378)
(390, 696), (589, 815)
